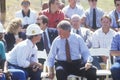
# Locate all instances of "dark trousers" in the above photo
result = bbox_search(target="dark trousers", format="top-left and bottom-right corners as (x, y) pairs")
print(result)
(55, 60), (97, 80)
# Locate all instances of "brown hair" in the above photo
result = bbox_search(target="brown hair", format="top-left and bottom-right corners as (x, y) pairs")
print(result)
(21, 0), (30, 5)
(101, 15), (111, 22)
(114, 0), (120, 4)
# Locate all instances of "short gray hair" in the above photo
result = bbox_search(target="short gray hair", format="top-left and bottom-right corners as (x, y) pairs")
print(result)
(57, 20), (71, 31)
(71, 14), (81, 20)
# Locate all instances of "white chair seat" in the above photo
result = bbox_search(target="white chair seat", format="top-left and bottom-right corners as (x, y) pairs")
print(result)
(97, 70), (111, 76)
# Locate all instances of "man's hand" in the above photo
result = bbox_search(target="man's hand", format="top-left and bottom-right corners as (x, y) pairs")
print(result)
(48, 71), (54, 79)
(47, 67), (54, 79)
(85, 62), (92, 70)
(30, 62), (43, 72)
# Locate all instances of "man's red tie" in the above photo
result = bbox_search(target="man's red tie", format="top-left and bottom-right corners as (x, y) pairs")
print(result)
(65, 39), (71, 62)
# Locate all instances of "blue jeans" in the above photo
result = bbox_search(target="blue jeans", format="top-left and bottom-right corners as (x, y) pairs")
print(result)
(8, 69), (26, 80)
(0, 74), (5, 80)
(8, 63), (41, 80)
(111, 61), (120, 80)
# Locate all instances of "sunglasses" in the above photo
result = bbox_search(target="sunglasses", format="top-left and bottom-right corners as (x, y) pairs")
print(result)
(89, 0), (97, 2)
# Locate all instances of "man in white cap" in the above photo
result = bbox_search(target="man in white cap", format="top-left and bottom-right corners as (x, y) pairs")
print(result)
(7, 24), (43, 80)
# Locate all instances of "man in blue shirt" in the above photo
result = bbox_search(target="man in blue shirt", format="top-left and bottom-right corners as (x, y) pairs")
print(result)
(109, 0), (120, 31)
(46, 20), (96, 80)
(110, 33), (120, 80)
(85, 0), (104, 31)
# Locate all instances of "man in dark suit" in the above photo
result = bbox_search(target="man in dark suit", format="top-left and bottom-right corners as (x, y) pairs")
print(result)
(36, 15), (58, 55)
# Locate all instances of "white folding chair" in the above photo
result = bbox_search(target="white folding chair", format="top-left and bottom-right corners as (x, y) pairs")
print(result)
(89, 48), (111, 80)
(37, 50), (49, 79)
(37, 49), (47, 60)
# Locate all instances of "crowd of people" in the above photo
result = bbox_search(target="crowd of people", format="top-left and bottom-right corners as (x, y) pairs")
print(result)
(1, 0), (120, 80)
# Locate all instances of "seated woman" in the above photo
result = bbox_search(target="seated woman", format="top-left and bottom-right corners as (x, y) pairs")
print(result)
(4, 18), (26, 52)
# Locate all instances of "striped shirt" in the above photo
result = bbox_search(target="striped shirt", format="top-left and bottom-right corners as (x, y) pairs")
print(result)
(92, 28), (116, 49)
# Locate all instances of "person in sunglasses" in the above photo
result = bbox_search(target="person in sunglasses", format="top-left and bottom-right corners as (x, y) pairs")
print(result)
(85, 0), (104, 32)
(36, 15), (58, 55)
(15, 0), (37, 30)
(109, 0), (120, 32)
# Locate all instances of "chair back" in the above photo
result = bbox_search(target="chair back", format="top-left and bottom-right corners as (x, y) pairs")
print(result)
(89, 48), (111, 70)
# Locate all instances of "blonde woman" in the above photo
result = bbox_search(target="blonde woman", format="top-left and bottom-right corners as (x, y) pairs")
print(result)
(5, 18), (26, 52)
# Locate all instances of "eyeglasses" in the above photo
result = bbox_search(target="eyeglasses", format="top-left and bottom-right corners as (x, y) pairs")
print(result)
(89, 0), (97, 2)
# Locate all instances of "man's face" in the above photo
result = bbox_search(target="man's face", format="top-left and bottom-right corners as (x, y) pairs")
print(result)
(36, 18), (46, 30)
(57, 28), (69, 39)
(101, 17), (111, 28)
(34, 34), (42, 43)
(69, 0), (77, 5)
(21, 1), (30, 11)
(71, 17), (81, 29)
(115, 1), (120, 12)
(88, 0), (97, 8)
(51, 0), (60, 11)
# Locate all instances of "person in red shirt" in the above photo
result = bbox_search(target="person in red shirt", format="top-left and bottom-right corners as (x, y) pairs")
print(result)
(39, 0), (65, 28)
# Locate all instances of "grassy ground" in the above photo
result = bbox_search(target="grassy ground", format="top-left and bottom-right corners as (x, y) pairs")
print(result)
(4, 0), (115, 26)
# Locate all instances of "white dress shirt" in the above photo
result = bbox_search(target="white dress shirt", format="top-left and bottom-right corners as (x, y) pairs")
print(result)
(92, 28), (116, 49)
(62, 4), (85, 19)
(7, 39), (38, 68)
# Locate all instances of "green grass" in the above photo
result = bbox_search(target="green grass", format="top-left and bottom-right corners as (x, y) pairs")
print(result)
(79, 0), (115, 13)
(5, 0), (115, 25)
